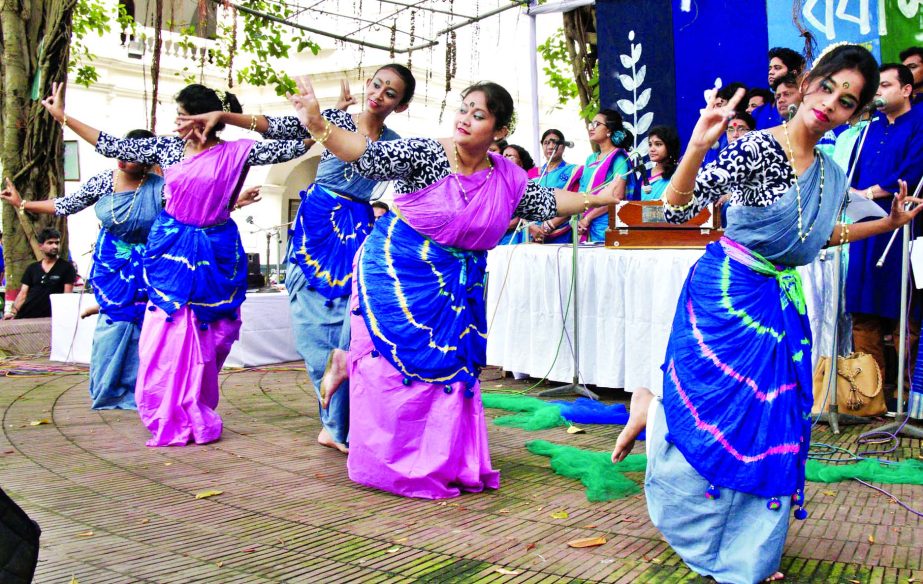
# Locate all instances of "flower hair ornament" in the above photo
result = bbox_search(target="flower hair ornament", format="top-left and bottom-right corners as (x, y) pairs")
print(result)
(213, 88), (231, 112)
(811, 41), (861, 69)
(610, 130), (626, 146)
(506, 111), (518, 134)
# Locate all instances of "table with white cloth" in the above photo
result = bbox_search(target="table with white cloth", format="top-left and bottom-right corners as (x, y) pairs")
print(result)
(485, 243), (838, 391)
(50, 292), (300, 368)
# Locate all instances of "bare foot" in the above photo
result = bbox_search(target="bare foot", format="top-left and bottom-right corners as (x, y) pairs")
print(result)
(611, 387), (654, 463)
(317, 428), (349, 454)
(320, 349), (349, 409)
(765, 572), (784, 581)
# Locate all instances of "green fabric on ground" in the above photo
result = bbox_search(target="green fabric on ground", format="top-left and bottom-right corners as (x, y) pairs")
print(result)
(527, 440), (923, 502)
(806, 458), (923, 484)
(482, 394), (566, 430)
(526, 440), (647, 502)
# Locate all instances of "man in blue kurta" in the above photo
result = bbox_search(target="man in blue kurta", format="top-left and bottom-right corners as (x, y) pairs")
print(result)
(847, 63), (923, 388)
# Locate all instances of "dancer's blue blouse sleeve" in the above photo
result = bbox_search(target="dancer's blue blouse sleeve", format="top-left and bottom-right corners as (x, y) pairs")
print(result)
(54, 171), (113, 215)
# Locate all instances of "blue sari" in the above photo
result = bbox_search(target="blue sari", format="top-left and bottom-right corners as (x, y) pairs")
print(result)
(648, 150), (847, 583)
(88, 173), (163, 410)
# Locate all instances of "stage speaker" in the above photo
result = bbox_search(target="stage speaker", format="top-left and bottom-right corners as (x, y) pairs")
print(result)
(246, 253), (265, 289)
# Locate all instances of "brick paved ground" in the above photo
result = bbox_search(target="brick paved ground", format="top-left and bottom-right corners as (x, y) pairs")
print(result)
(2, 358), (922, 583)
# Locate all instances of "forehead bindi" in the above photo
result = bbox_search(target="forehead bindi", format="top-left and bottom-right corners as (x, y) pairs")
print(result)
(827, 74), (861, 101)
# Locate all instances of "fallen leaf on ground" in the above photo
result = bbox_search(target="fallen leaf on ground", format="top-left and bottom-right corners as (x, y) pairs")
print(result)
(4, 450), (15, 454)
(29, 419), (51, 426)
(497, 509), (511, 514)
(386, 546), (401, 553)
(494, 568), (521, 575)
(848, 580), (861, 584)
(164, 462), (172, 466)
(566, 425), (586, 434)
(139, 518), (150, 525)
(567, 536), (607, 548)
(550, 510), (569, 519)
(216, 561), (224, 568)
(868, 535), (875, 544)
(525, 542), (536, 551)
(77, 531), (94, 537)
(69, 577), (79, 584)
(195, 490), (223, 499)
(241, 547), (257, 553)
(822, 490), (835, 496)
(393, 537), (408, 543)
(581, 524), (597, 529)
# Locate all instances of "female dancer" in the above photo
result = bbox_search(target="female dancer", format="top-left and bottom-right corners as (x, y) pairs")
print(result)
(641, 125), (680, 202)
(42, 82), (310, 446)
(180, 65), (416, 453)
(612, 45), (921, 583)
(291, 78), (623, 498)
(534, 129), (582, 244)
(577, 109), (634, 241)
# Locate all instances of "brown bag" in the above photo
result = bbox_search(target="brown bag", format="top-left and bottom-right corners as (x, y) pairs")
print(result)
(812, 352), (885, 417)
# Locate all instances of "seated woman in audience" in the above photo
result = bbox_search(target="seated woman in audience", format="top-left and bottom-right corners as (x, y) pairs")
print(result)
(577, 109), (633, 242)
(498, 144), (537, 244)
(534, 129), (581, 243)
(642, 126), (680, 201)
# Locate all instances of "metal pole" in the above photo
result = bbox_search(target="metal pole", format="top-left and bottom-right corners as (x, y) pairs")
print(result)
(897, 224), (910, 415)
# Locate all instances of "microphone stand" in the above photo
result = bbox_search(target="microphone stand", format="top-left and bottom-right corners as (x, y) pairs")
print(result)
(870, 177), (923, 439)
(538, 158), (640, 401)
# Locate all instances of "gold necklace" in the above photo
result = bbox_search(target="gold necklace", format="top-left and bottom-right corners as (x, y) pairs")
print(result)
(781, 121), (824, 243)
(111, 171), (145, 226)
(452, 141), (493, 203)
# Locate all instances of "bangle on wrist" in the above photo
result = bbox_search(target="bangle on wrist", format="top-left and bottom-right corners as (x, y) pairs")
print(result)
(582, 193), (590, 213)
(61, 114), (68, 128)
(18, 199), (26, 213)
(314, 119), (333, 144)
(865, 187), (874, 200)
(248, 114), (258, 133)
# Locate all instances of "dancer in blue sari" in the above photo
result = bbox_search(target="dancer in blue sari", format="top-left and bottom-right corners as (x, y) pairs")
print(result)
(612, 45), (921, 583)
(5, 131), (157, 409)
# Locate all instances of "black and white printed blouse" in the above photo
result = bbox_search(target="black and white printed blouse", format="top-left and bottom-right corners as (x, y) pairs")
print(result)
(664, 130), (797, 223)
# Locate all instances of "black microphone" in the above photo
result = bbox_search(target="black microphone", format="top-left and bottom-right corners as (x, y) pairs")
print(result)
(552, 140), (574, 149)
(787, 104), (798, 120)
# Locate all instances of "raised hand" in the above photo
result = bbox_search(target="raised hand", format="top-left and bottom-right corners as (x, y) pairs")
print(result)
(687, 85), (746, 151)
(41, 81), (66, 124)
(236, 186), (262, 209)
(290, 75), (323, 133)
(888, 180), (923, 229)
(0, 177), (22, 208)
(176, 111), (222, 143)
(336, 79), (358, 111)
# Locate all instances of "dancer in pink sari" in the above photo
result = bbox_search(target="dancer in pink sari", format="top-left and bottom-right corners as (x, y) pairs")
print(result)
(291, 79), (622, 498)
(42, 82), (309, 446)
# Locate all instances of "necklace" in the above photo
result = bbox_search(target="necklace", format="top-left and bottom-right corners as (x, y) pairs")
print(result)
(781, 121), (824, 243)
(111, 171), (145, 226)
(344, 116), (386, 183)
(452, 141), (493, 203)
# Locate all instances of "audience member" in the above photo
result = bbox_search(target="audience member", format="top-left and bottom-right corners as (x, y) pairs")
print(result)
(642, 125), (680, 201)
(900, 46), (923, 106)
(488, 138), (508, 154)
(726, 111), (755, 143)
(4, 228), (75, 320)
(534, 129), (580, 243)
(773, 72), (802, 120)
(846, 63), (923, 396)
(753, 47), (805, 129)
(746, 88), (774, 113)
(502, 144), (535, 172)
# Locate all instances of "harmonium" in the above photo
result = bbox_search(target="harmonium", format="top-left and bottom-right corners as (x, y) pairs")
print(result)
(605, 201), (723, 248)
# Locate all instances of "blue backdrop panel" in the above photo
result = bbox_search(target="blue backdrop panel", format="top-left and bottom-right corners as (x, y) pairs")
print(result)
(767, 0), (882, 63)
(671, 0), (768, 144)
(597, 0), (677, 143)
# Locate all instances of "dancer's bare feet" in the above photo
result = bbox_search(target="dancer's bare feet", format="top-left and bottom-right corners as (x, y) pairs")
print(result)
(611, 387), (654, 463)
(766, 572), (784, 581)
(317, 428), (349, 454)
(320, 349), (349, 409)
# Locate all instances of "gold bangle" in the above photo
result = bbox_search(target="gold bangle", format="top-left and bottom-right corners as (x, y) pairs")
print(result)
(838, 222), (846, 246)
(844, 222), (850, 245)
(61, 114), (68, 128)
(314, 119), (333, 144)
(667, 179), (695, 197)
(248, 114), (258, 133)
(18, 199), (26, 214)
(583, 193), (590, 213)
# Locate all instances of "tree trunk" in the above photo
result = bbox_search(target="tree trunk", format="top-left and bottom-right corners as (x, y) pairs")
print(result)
(0, 0), (76, 298)
(562, 6), (597, 114)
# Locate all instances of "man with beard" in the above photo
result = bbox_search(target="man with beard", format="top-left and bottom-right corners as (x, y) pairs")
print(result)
(3, 228), (75, 320)
(900, 46), (922, 106)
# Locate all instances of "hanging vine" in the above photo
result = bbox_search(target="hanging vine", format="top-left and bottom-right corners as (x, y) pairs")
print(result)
(389, 19), (396, 58)
(226, 4), (238, 88)
(439, 29), (457, 122)
(407, 9), (416, 69)
(150, 0), (164, 131)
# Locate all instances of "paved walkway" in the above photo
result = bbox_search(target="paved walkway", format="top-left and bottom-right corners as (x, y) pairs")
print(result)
(1, 358), (922, 583)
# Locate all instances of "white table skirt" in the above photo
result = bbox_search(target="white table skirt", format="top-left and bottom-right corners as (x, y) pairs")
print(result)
(485, 244), (837, 391)
(50, 292), (300, 368)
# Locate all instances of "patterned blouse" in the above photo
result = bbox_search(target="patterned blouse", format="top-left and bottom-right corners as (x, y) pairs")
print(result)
(54, 171), (114, 216)
(665, 130), (796, 223)
(95, 132), (307, 170)
(264, 111), (356, 167)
